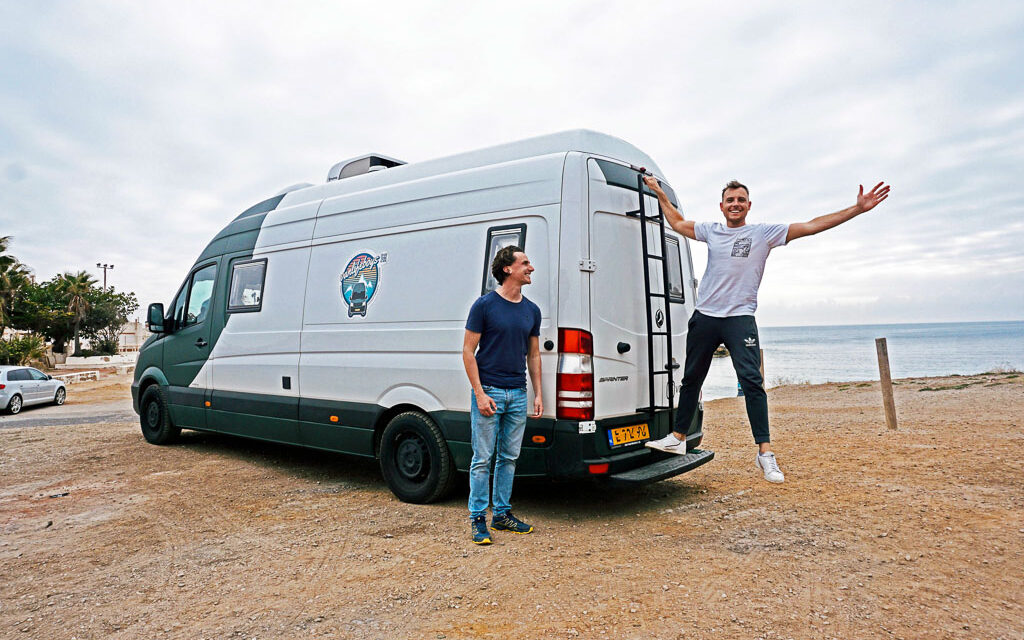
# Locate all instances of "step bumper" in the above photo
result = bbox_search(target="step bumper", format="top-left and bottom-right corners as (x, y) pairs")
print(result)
(603, 449), (714, 486)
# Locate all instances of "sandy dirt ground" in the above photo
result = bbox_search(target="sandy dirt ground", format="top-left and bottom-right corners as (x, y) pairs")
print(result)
(1, 372), (1021, 639)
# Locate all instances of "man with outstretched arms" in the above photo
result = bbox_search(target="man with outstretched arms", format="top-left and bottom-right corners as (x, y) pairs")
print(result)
(642, 176), (890, 483)
(462, 245), (543, 544)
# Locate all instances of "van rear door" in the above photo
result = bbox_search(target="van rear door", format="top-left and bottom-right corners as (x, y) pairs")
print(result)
(587, 159), (691, 420)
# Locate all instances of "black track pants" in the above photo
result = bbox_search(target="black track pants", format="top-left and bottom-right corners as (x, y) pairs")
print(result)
(673, 311), (770, 444)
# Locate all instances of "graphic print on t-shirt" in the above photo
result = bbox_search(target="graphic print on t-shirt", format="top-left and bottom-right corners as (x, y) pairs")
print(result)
(731, 237), (752, 257)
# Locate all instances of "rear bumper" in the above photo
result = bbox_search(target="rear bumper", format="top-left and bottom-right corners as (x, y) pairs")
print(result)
(545, 405), (708, 482)
(604, 449), (714, 486)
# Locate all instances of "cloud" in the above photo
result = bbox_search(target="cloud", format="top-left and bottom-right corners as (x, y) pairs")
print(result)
(1, 1), (1022, 324)
(5, 163), (27, 182)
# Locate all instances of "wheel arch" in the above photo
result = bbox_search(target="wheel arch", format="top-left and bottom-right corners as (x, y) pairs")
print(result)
(7, 392), (23, 409)
(137, 366), (169, 396)
(373, 403), (435, 458)
(373, 385), (447, 457)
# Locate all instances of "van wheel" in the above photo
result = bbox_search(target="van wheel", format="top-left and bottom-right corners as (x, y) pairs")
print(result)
(54, 388), (66, 406)
(140, 385), (181, 445)
(7, 394), (22, 415)
(379, 411), (455, 504)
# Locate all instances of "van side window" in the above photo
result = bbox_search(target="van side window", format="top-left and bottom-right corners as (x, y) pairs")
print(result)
(593, 158), (680, 208)
(227, 259), (267, 313)
(481, 224), (527, 295)
(170, 283), (187, 328)
(664, 237), (685, 303)
(183, 264), (218, 326)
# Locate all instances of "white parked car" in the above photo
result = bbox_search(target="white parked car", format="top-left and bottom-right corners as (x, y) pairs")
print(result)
(0, 366), (66, 414)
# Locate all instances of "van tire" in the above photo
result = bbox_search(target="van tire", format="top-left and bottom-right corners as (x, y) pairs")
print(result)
(140, 385), (181, 445)
(379, 411), (455, 504)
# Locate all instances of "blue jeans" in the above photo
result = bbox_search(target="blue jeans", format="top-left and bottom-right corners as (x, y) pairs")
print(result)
(468, 385), (527, 519)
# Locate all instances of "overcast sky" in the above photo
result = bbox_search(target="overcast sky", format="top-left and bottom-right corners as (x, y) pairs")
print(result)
(2, 1), (1022, 327)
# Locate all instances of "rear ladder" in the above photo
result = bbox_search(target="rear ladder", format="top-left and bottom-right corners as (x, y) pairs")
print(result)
(630, 170), (678, 421)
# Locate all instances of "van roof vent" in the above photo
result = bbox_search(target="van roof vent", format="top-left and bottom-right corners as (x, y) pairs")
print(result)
(327, 154), (406, 181)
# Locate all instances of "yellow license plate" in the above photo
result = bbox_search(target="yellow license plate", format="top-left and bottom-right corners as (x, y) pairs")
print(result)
(608, 423), (650, 447)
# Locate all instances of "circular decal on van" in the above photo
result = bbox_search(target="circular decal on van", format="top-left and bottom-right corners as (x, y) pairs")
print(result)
(340, 251), (387, 318)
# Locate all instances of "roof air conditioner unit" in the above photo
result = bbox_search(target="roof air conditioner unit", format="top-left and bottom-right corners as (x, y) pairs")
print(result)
(327, 154), (406, 181)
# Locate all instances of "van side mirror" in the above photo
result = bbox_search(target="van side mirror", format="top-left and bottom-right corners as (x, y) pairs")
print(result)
(147, 303), (167, 333)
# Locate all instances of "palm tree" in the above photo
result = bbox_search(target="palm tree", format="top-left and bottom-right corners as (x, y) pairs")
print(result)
(0, 236), (31, 335)
(57, 270), (97, 355)
(0, 235), (14, 266)
(0, 262), (31, 334)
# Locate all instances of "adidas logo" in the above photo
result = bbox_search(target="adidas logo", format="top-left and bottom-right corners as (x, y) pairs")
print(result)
(744, 337), (757, 347)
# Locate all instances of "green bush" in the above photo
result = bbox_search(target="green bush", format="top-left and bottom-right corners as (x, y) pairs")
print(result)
(0, 334), (46, 365)
(93, 337), (120, 355)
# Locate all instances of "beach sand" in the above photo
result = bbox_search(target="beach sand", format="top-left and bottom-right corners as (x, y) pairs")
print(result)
(1, 372), (1021, 639)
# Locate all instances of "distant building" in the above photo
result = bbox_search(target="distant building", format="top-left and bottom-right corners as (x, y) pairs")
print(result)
(2, 327), (28, 340)
(119, 319), (151, 352)
(4, 322), (150, 353)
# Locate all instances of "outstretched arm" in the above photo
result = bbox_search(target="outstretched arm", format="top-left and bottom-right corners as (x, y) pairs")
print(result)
(642, 175), (696, 240)
(786, 182), (890, 243)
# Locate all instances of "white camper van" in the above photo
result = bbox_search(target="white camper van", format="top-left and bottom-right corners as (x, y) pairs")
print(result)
(132, 130), (713, 503)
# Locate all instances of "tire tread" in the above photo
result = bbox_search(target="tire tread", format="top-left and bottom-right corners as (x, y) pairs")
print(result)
(379, 411), (455, 504)
(140, 385), (181, 445)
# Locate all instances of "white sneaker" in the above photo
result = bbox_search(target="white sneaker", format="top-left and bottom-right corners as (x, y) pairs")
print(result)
(645, 433), (688, 455)
(756, 452), (785, 483)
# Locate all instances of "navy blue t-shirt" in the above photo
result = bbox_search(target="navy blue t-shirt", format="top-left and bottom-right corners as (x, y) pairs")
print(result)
(466, 291), (541, 389)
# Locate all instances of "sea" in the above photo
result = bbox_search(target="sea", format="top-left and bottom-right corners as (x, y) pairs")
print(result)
(700, 320), (1024, 400)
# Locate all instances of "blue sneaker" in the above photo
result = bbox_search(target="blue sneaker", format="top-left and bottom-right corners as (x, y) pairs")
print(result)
(490, 511), (533, 534)
(471, 516), (492, 545)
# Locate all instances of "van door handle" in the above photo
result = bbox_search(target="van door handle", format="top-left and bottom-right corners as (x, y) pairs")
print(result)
(195, 338), (208, 348)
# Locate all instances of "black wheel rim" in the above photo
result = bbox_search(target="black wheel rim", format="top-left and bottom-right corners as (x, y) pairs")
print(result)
(145, 402), (161, 430)
(395, 433), (429, 481)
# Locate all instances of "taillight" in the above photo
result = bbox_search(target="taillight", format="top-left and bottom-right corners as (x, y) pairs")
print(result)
(556, 328), (594, 420)
(0, 384), (5, 390)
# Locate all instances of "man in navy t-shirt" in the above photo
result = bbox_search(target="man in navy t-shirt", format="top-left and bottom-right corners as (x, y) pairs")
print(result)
(462, 245), (543, 544)
(642, 177), (890, 484)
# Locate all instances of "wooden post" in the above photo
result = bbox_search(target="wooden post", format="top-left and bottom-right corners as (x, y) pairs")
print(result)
(875, 337), (898, 430)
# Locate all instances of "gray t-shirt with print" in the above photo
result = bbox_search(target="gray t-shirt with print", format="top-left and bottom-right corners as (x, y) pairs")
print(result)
(693, 222), (789, 317)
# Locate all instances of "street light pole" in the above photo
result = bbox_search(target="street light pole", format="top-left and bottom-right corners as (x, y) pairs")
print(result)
(96, 263), (114, 289)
